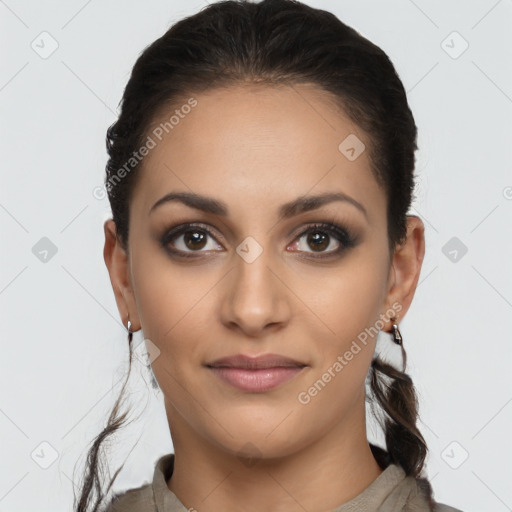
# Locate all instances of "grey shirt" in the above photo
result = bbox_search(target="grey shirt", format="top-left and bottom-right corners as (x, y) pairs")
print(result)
(105, 453), (463, 512)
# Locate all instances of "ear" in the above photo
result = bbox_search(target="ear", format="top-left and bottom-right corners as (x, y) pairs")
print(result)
(383, 215), (425, 331)
(103, 219), (141, 331)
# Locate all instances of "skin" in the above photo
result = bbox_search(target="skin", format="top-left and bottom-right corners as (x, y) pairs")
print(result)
(103, 83), (425, 512)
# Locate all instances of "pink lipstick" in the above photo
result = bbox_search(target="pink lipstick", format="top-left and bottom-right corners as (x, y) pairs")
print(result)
(206, 353), (307, 392)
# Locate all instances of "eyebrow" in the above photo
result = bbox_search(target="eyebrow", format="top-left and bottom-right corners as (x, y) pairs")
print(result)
(149, 191), (368, 221)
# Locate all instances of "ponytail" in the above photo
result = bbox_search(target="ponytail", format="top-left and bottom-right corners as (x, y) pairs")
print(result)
(368, 345), (435, 508)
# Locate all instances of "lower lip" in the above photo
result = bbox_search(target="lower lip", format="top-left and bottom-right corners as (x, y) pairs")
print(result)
(208, 366), (305, 392)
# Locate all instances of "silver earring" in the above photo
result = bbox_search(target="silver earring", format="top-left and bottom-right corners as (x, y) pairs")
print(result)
(391, 318), (402, 345)
(127, 320), (133, 344)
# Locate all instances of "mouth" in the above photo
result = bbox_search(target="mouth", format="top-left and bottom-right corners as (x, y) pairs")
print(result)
(205, 353), (308, 392)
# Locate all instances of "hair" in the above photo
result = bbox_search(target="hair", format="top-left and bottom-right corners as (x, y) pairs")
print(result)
(74, 1), (434, 510)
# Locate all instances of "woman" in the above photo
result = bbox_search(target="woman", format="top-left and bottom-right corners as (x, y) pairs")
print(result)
(75, 0), (463, 510)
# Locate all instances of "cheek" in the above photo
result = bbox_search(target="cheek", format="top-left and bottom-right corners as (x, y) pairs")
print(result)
(130, 249), (227, 390)
(131, 240), (213, 335)
(293, 262), (388, 423)
(294, 249), (390, 347)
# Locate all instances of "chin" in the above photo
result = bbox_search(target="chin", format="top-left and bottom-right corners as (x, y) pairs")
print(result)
(203, 414), (311, 461)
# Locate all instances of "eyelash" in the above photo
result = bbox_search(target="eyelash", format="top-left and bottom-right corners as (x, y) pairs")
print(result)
(160, 221), (357, 260)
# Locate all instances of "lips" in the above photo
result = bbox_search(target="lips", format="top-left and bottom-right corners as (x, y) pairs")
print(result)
(206, 353), (307, 370)
(206, 354), (307, 392)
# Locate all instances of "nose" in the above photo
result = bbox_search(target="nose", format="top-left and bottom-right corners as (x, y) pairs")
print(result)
(219, 244), (291, 338)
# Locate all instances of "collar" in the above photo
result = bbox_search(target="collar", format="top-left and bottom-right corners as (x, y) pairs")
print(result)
(151, 453), (428, 512)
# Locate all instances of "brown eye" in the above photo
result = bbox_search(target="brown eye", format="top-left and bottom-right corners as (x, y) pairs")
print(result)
(306, 231), (330, 252)
(161, 221), (357, 260)
(161, 223), (224, 256)
(288, 222), (357, 258)
(182, 229), (208, 250)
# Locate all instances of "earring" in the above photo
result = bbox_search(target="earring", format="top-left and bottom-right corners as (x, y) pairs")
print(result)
(390, 317), (402, 345)
(127, 319), (133, 344)
(391, 317), (403, 345)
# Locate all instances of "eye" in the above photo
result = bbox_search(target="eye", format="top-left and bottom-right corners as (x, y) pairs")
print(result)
(288, 222), (356, 258)
(161, 221), (357, 259)
(161, 223), (223, 256)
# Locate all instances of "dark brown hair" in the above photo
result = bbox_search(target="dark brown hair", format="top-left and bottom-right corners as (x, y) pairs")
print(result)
(74, 0), (433, 510)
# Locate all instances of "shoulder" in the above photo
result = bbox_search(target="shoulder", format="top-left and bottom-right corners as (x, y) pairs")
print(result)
(102, 482), (155, 512)
(102, 452), (175, 512)
(401, 472), (464, 512)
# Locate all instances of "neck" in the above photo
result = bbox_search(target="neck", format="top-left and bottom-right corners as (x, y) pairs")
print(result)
(165, 396), (384, 512)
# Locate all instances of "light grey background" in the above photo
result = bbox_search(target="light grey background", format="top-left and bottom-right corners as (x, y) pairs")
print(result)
(1, 1), (511, 511)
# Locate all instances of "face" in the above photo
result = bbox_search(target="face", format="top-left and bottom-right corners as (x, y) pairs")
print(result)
(104, 83), (424, 462)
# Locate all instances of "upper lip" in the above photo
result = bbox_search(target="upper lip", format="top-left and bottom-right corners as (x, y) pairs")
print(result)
(206, 353), (307, 369)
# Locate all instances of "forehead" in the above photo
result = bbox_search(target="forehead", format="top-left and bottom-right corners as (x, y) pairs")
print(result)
(131, 84), (385, 223)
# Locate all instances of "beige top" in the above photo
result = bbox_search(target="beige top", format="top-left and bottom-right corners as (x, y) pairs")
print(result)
(104, 453), (463, 512)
